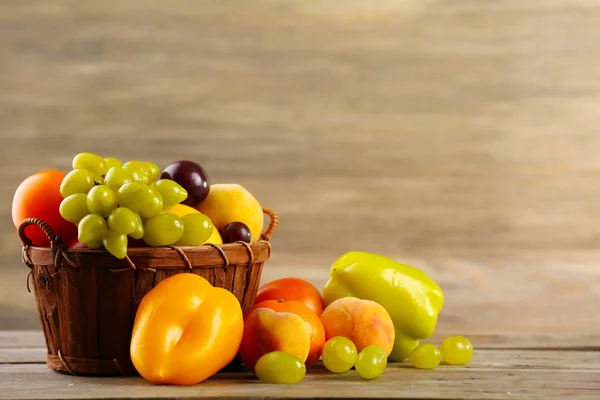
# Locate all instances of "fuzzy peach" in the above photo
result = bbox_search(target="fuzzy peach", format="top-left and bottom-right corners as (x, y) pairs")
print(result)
(239, 308), (311, 372)
(320, 297), (395, 356)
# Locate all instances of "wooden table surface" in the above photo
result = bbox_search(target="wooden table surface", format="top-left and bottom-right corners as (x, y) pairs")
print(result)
(1, 330), (599, 399)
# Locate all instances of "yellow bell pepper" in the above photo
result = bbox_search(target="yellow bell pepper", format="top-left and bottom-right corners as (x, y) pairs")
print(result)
(130, 273), (243, 385)
(323, 251), (444, 362)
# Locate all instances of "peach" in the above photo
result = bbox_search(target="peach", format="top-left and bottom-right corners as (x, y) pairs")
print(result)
(320, 297), (395, 356)
(239, 308), (311, 372)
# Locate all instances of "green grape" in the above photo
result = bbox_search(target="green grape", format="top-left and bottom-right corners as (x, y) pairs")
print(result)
(254, 351), (306, 384)
(138, 186), (163, 220)
(60, 169), (95, 197)
(174, 213), (213, 246)
(322, 336), (357, 373)
(117, 183), (152, 213)
(142, 162), (161, 183)
(84, 238), (103, 249)
(104, 157), (122, 170)
(102, 230), (128, 259)
(107, 207), (137, 235)
(355, 345), (387, 380)
(440, 336), (473, 365)
(129, 212), (144, 240)
(409, 344), (441, 370)
(86, 185), (117, 217)
(93, 174), (105, 185)
(59, 194), (89, 223)
(122, 164), (149, 185)
(104, 166), (132, 192)
(154, 179), (188, 207)
(78, 214), (109, 243)
(142, 211), (184, 246)
(124, 161), (161, 183)
(72, 152), (108, 176)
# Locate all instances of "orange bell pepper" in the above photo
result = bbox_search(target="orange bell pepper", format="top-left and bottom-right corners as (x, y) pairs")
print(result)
(130, 273), (244, 385)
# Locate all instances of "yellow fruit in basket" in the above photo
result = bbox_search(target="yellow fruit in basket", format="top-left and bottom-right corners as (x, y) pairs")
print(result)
(195, 184), (263, 242)
(167, 204), (222, 245)
(204, 225), (223, 245)
(168, 204), (199, 217)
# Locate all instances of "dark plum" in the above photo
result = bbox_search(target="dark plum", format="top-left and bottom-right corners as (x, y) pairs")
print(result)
(220, 222), (251, 244)
(128, 238), (148, 248)
(160, 160), (210, 207)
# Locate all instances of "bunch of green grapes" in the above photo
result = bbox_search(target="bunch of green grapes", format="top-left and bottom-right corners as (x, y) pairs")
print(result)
(59, 152), (214, 259)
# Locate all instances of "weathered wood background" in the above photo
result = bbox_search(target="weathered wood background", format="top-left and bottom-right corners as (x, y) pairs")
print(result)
(1, 0), (600, 333)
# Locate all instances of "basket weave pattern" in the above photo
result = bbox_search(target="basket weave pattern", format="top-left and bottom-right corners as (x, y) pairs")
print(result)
(18, 208), (278, 377)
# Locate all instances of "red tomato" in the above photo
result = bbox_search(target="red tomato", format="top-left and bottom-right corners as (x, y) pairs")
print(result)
(254, 278), (325, 316)
(12, 170), (77, 247)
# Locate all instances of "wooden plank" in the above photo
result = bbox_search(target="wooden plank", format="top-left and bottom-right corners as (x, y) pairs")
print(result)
(1, 350), (599, 399)
(3, 330), (600, 352)
(2, 347), (600, 370)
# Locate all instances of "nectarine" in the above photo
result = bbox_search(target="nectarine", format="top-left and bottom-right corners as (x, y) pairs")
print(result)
(239, 308), (310, 372)
(320, 297), (395, 357)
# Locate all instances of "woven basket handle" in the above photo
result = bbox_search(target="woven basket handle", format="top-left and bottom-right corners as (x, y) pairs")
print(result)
(18, 217), (64, 247)
(261, 207), (278, 241)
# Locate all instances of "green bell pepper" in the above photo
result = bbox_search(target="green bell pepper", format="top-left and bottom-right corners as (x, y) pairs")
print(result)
(323, 251), (444, 361)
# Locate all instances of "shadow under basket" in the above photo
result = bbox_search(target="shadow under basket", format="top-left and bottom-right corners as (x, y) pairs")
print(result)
(17, 207), (278, 377)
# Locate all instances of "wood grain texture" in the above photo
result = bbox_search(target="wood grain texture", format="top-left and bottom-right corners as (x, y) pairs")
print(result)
(1, 350), (600, 400)
(2, 332), (599, 399)
(4, 330), (600, 350)
(2, 331), (600, 363)
(2, 0), (600, 334)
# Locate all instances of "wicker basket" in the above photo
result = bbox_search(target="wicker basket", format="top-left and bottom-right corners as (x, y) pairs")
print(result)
(17, 207), (278, 377)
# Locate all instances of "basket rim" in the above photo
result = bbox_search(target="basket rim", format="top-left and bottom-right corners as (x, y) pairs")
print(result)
(24, 240), (272, 270)
(26, 240), (267, 253)
(18, 207), (278, 271)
